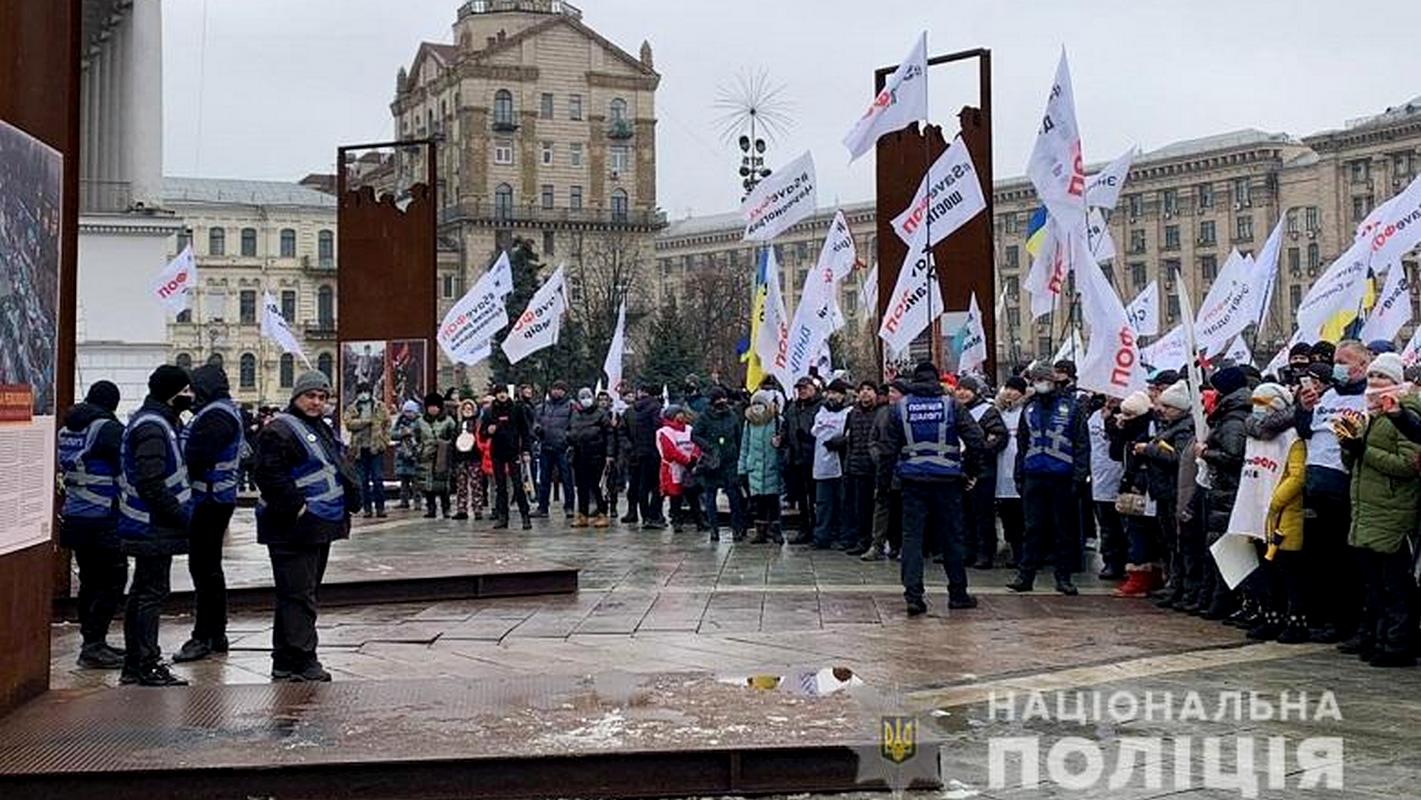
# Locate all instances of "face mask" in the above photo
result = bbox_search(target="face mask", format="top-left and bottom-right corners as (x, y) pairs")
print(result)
(171, 394), (194, 413)
(1033, 381), (1054, 395)
(1251, 406), (1269, 419)
(580, 398), (595, 409)
(358, 392), (371, 402)
(1333, 364), (1352, 384)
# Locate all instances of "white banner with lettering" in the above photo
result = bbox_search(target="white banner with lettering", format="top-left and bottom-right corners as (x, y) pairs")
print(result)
(754, 247), (793, 389)
(1074, 231), (1144, 398)
(437, 252), (512, 365)
(878, 222), (943, 354)
(152, 245), (197, 315)
(1142, 324), (1188, 370)
(1026, 50), (1087, 230)
(958, 292), (988, 374)
(1358, 255), (1411, 344)
(843, 32), (928, 161)
(742, 151), (818, 242)
(501, 265), (568, 365)
(1126, 280), (1159, 336)
(1085, 146), (1137, 210)
(602, 299), (627, 391)
(890, 133), (988, 248)
(786, 212), (856, 381)
(260, 291), (310, 367)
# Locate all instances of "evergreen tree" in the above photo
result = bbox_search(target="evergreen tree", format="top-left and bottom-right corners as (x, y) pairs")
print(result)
(637, 297), (697, 391)
(489, 237), (543, 387)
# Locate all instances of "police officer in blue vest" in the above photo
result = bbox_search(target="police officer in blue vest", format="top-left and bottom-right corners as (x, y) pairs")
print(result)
(253, 370), (360, 682)
(173, 364), (245, 664)
(117, 364), (195, 686)
(58, 380), (127, 669)
(880, 362), (987, 616)
(1008, 363), (1092, 595)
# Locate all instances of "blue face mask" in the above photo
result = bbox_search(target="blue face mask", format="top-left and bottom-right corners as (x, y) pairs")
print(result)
(1333, 364), (1352, 384)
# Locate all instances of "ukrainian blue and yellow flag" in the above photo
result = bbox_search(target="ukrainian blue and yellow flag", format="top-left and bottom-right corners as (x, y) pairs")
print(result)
(1319, 267), (1380, 342)
(1024, 206), (1049, 258)
(743, 248), (769, 391)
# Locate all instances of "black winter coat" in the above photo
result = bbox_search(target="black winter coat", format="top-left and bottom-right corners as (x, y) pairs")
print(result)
(693, 404), (741, 484)
(185, 366), (243, 506)
(568, 404), (613, 457)
(844, 403), (878, 477)
(252, 406), (358, 545)
(481, 399), (531, 462)
(966, 400), (1008, 477)
(1139, 413), (1193, 505)
(58, 401), (123, 550)
(122, 397), (192, 556)
(1202, 387), (1252, 533)
(630, 396), (663, 460)
(1107, 412), (1154, 496)
(781, 397), (821, 466)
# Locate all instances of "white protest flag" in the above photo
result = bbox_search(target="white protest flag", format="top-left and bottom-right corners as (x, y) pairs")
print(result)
(1125, 280), (1159, 336)
(1359, 256), (1410, 344)
(1223, 335), (1254, 367)
(1246, 219), (1286, 329)
(878, 221), (943, 354)
(1141, 324), (1187, 370)
(602, 299), (627, 391)
(842, 32), (928, 162)
(1084, 146), (1137, 210)
(1053, 329), (1085, 364)
(860, 263), (879, 323)
(1026, 50), (1087, 231)
(1175, 266), (1209, 441)
(1295, 241), (1370, 341)
(891, 133), (988, 248)
(501, 264), (568, 365)
(755, 247), (793, 389)
(437, 253), (512, 365)
(1072, 230), (1144, 398)
(1085, 207), (1116, 264)
(260, 291), (310, 368)
(742, 150), (817, 242)
(786, 212), (856, 380)
(1024, 219), (1068, 320)
(488, 250), (514, 297)
(1364, 173), (1421, 269)
(152, 245), (197, 315)
(1402, 325), (1421, 368)
(1195, 246), (1275, 356)
(958, 292), (988, 374)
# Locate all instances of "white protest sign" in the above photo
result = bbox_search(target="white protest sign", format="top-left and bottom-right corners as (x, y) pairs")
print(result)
(742, 150), (817, 242)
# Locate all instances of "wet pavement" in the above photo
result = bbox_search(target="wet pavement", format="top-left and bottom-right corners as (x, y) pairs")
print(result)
(38, 507), (1421, 798)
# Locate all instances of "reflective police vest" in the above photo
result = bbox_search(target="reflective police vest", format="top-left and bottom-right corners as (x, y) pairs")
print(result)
(257, 413), (346, 525)
(896, 395), (962, 479)
(117, 412), (192, 537)
(1022, 394), (1076, 476)
(57, 418), (118, 520)
(181, 399), (244, 505)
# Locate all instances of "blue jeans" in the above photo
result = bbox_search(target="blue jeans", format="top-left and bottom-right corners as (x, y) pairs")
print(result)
(813, 477), (846, 547)
(357, 449), (385, 513)
(702, 480), (747, 533)
(538, 445), (574, 514)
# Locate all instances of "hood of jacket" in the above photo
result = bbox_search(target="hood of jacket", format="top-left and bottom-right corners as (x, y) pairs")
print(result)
(1208, 386), (1252, 422)
(190, 364), (231, 406)
(907, 380), (945, 398)
(634, 395), (661, 415)
(745, 402), (776, 426)
(64, 401), (117, 432)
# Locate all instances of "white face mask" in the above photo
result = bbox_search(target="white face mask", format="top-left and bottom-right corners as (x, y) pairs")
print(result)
(1033, 381), (1054, 395)
(580, 398), (595, 409)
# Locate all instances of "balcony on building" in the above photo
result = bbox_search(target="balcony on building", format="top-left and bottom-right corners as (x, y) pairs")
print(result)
(439, 200), (665, 229)
(305, 322), (338, 341)
(606, 118), (634, 140)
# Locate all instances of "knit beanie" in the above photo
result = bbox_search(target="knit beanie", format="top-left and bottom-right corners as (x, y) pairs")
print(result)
(148, 365), (190, 401)
(401, 399), (420, 415)
(1251, 382), (1293, 413)
(1211, 365), (1248, 397)
(1120, 391), (1152, 419)
(1369, 352), (1405, 384)
(85, 380), (120, 413)
(1159, 380), (1192, 411)
(290, 370), (331, 401)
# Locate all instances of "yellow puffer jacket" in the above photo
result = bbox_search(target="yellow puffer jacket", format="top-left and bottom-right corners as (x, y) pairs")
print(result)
(1265, 438), (1306, 552)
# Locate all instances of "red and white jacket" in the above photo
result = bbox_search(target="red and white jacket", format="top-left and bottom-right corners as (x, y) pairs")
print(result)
(656, 419), (700, 497)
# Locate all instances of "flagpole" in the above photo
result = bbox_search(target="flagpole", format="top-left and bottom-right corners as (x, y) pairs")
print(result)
(920, 50), (938, 369)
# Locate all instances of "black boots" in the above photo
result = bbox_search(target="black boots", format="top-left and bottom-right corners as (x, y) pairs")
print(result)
(120, 663), (187, 687)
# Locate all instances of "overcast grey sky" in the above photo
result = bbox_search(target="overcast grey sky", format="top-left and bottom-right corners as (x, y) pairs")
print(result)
(163, 0), (1421, 218)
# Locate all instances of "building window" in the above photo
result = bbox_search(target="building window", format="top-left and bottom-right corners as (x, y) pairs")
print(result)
(281, 290), (297, 321)
(1198, 220), (1216, 246)
(609, 97), (627, 123)
(541, 184), (554, 209)
(175, 352), (193, 370)
(610, 145), (629, 174)
(207, 353), (224, 369)
(317, 285), (334, 327)
(1307, 243), (1320, 270)
(493, 89), (514, 127)
(570, 185), (583, 210)
(280, 228), (296, 258)
(568, 93), (583, 121)
(1130, 262), (1146, 287)
(1235, 215), (1254, 242)
(494, 183), (514, 220)
(1290, 284), (1303, 313)
(540, 92), (554, 119)
(1163, 258), (1181, 284)
(543, 230), (555, 256)
(1305, 206), (1319, 232)
(1127, 194), (1143, 218)
(239, 353), (256, 389)
(1129, 229), (1146, 253)
(279, 354), (294, 388)
(317, 352), (334, 380)
(1197, 183), (1214, 210)
(1392, 151), (1415, 180)
(177, 228), (192, 253)
(610, 189), (628, 222)
(1005, 245), (1019, 269)
(1164, 225), (1180, 250)
(1162, 189), (1178, 216)
(570, 142), (583, 167)
(1286, 208), (1298, 234)
(318, 230), (334, 267)
(1287, 247), (1301, 275)
(239, 290), (257, 324)
(206, 290), (227, 322)
(1003, 213), (1019, 234)
(209, 227), (225, 256)
(442, 273), (455, 299)
(541, 141), (553, 166)
(1004, 276), (1020, 297)
(493, 139), (514, 165)
(1232, 177), (1251, 207)
(1349, 159), (1371, 184)
(1201, 254), (1218, 281)
(1166, 295), (1180, 322)
(240, 227), (257, 257)
(176, 309), (191, 323)
(1353, 195), (1374, 222)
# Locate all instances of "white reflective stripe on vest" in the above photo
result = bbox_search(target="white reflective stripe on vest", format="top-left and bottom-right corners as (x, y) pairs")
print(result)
(273, 414), (344, 502)
(899, 398), (960, 464)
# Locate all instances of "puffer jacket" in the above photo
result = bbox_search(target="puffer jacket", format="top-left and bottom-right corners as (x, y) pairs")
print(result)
(630, 396), (663, 461)
(1345, 398), (1421, 554)
(844, 402), (878, 477)
(1266, 438), (1306, 552)
(1108, 412), (1154, 497)
(535, 396), (575, 452)
(121, 397), (192, 557)
(1201, 387), (1251, 534)
(694, 403), (741, 485)
(252, 404), (359, 545)
(737, 402), (782, 496)
(568, 404), (613, 457)
(781, 396), (821, 466)
(1139, 413), (1193, 505)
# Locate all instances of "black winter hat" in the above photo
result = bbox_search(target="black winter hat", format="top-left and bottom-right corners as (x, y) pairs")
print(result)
(423, 392), (446, 408)
(148, 365), (190, 401)
(1149, 369), (1180, 387)
(85, 380), (120, 413)
(911, 361), (940, 383)
(1289, 342), (1313, 359)
(1310, 341), (1336, 363)
(1211, 365), (1248, 397)
(1005, 376), (1028, 393)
